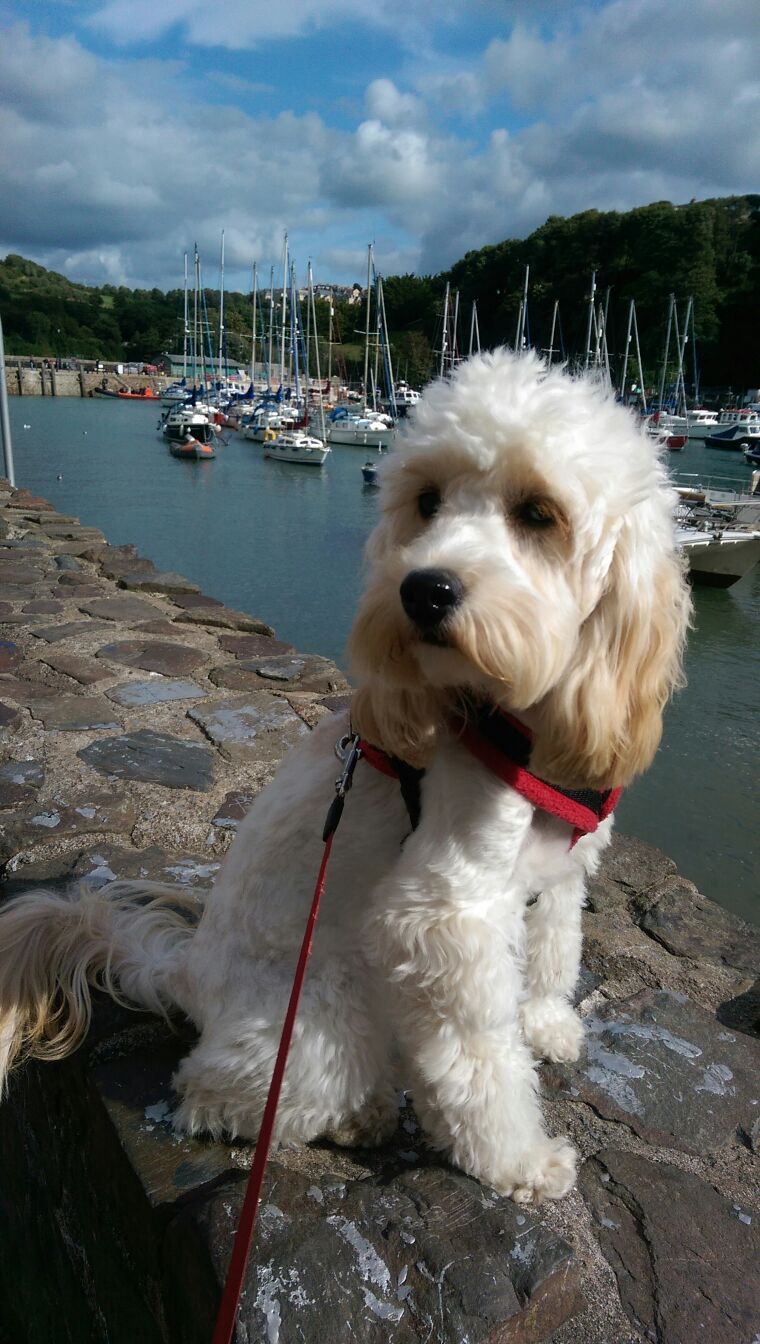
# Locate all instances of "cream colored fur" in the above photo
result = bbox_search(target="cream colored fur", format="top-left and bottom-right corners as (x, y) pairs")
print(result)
(0, 350), (690, 1204)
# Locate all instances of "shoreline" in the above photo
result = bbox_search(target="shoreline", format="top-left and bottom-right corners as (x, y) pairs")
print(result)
(0, 479), (758, 1344)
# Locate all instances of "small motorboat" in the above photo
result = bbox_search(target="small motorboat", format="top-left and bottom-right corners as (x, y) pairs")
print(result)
(704, 422), (760, 451)
(361, 461), (379, 485)
(678, 525), (760, 587)
(169, 427), (216, 460)
(263, 430), (330, 465)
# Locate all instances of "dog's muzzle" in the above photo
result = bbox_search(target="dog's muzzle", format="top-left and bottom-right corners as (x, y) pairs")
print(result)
(400, 568), (464, 642)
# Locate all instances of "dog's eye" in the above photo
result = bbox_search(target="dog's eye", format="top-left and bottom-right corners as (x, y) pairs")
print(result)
(418, 489), (441, 520)
(515, 499), (556, 528)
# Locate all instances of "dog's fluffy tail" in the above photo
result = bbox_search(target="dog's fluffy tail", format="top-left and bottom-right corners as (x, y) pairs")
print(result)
(0, 881), (198, 1093)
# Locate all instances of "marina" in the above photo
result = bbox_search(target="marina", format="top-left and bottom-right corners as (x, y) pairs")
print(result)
(7, 392), (760, 924)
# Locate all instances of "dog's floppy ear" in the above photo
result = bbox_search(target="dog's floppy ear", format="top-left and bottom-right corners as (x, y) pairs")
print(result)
(531, 499), (691, 790)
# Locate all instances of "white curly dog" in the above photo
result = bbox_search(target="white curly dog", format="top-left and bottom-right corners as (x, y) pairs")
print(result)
(0, 350), (690, 1204)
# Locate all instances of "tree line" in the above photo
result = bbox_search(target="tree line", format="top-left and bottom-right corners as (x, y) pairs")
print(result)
(1, 194), (758, 394)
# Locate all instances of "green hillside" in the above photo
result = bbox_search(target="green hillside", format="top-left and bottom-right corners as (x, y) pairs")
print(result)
(1, 194), (758, 389)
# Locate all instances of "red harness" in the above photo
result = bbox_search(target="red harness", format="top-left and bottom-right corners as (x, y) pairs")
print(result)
(360, 703), (621, 846)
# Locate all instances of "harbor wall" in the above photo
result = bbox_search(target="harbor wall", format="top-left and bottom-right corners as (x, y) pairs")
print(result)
(4, 367), (165, 397)
(0, 480), (758, 1344)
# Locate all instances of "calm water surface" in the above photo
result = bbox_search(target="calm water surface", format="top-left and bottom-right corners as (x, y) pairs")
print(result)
(8, 397), (760, 923)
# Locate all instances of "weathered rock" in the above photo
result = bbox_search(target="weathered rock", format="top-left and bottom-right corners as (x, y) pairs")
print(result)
(57, 571), (101, 587)
(79, 730), (216, 791)
(54, 555), (83, 572)
(35, 523), (105, 541)
(320, 692), (353, 714)
(29, 696), (121, 732)
(596, 832), (678, 896)
(96, 639), (208, 677)
(31, 620), (110, 643)
(579, 1149), (760, 1344)
(165, 1161), (582, 1344)
(170, 592), (224, 610)
(0, 675), (63, 702)
(546, 989), (760, 1153)
(38, 650), (110, 685)
(0, 563), (49, 584)
(186, 693), (308, 763)
(211, 789), (256, 829)
(175, 607), (275, 635)
(79, 595), (164, 623)
(118, 571), (201, 595)
(640, 877), (760, 974)
(0, 602), (14, 618)
(105, 679), (208, 708)
(72, 845), (219, 889)
(209, 653), (347, 694)
(0, 584), (52, 603)
(0, 640), (22, 672)
(21, 598), (64, 615)
(0, 701), (21, 729)
(0, 759), (45, 808)
(132, 620), (184, 637)
(218, 633), (294, 658)
(4, 794), (137, 856)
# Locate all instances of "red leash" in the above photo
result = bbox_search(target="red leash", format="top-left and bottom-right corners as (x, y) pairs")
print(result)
(211, 735), (361, 1344)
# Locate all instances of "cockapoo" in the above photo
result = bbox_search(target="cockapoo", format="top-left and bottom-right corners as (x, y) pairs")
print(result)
(0, 350), (690, 1203)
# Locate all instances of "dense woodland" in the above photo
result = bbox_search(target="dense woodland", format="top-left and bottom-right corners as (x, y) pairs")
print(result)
(1, 195), (758, 395)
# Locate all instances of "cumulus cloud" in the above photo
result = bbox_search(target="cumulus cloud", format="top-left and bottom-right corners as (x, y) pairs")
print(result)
(0, 1), (758, 286)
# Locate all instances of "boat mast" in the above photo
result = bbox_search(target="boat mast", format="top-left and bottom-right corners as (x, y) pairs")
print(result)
(192, 244), (199, 389)
(584, 271), (597, 370)
(658, 294), (675, 412)
(327, 288), (333, 392)
(267, 266), (274, 390)
(469, 300), (480, 356)
(632, 302), (647, 414)
(280, 233), (288, 389)
(547, 299), (559, 363)
(515, 265), (529, 351)
(309, 260), (327, 443)
(182, 251), (189, 382)
(362, 243), (373, 407)
(377, 274), (397, 419)
(217, 229), (225, 387)
(677, 295), (693, 417)
(620, 299), (634, 401)
(439, 281), (450, 378)
(250, 261), (258, 389)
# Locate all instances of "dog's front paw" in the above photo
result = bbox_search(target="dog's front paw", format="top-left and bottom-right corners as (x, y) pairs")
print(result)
(520, 995), (584, 1063)
(492, 1136), (578, 1205)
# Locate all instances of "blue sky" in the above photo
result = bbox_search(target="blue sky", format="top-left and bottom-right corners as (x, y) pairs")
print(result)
(0, 0), (758, 291)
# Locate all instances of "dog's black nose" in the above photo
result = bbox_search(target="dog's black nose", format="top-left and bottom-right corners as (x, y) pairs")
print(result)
(400, 568), (464, 633)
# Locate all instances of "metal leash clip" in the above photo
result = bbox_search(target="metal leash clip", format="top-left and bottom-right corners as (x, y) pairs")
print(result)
(324, 733), (362, 840)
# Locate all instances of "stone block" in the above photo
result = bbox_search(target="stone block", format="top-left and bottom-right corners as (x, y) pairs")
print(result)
(79, 595), (164, 623)
(105, 679), (208, 708)
(640, 877), (760, 974)
(175, 607), (275, 635)
(118, 572), (201, 595)
(545, 989), (760, 1153)
(31, 620), (110, 643)
(79, 730), (216, 791)
(187, 693), (308, 763)
(29, 696), (122, 732)
(218, 633), (294, 659)
(38, 650), (110, 685)
(579, 1149), (760, 1344)
(97, 639), (208, 677)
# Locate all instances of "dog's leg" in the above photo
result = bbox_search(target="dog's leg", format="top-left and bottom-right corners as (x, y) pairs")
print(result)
(520, 873), (586, 1063)
(371, 903), (577, 1204)
(171, 961), (396, 1147)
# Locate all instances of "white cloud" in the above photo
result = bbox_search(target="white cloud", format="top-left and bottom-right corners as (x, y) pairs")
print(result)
(1, 2), (758, 287)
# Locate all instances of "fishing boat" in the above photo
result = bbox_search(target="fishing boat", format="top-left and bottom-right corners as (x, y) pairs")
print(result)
(263, 430), (330, 466)
(160, 406), (217, 444)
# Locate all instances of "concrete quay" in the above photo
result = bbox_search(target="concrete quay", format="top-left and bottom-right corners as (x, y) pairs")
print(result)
(4, 367), (165, 397)
(0, 479), (758, 1344)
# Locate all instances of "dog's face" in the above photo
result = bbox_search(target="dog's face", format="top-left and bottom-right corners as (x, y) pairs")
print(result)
(350, 350), (691, 789)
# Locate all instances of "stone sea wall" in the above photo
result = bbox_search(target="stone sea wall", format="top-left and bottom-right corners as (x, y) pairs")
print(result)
(5, 369), (166, 397)
(0, 479), (758, 1344)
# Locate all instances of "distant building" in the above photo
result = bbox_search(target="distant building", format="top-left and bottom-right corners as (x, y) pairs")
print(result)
(153, 352), (248, 380)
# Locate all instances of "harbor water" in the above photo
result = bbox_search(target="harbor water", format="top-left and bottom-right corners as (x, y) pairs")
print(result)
(7, 396), (760, 925)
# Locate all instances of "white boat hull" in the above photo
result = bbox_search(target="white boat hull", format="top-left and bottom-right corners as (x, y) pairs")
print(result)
(678, 528), (760, 587)
(328, 424), (395, 448)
